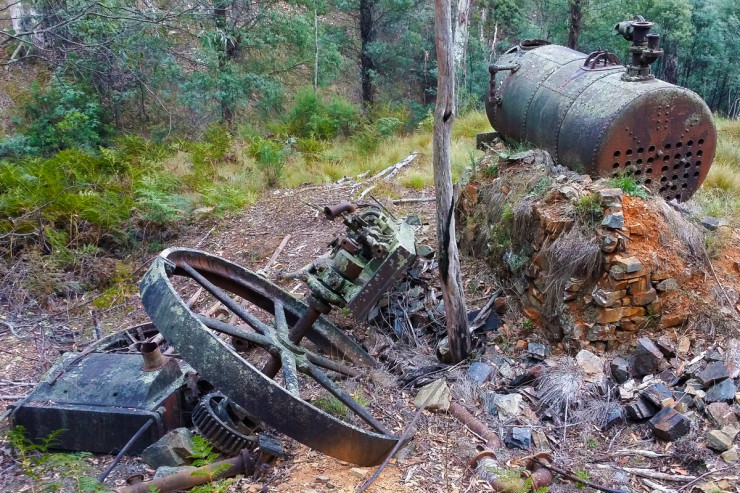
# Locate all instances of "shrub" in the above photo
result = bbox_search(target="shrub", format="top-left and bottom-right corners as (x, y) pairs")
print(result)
(286, 88), (360, 140)
(0, 78), (109, 157)
(248, 137), (285, 186)
(609, 175), (650, 199)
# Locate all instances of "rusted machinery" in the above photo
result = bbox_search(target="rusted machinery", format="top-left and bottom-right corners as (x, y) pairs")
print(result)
(139, 204), (416, 466)
(485, 16), (716, 202)
(7, 202), (416, 471)
(10, 324), (188, 454)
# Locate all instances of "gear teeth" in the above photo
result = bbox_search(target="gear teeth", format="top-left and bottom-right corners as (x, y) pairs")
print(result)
(192, 392), (256, 455)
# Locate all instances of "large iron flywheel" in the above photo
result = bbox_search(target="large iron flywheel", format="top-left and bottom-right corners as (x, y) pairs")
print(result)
(140, 248), (399, 466)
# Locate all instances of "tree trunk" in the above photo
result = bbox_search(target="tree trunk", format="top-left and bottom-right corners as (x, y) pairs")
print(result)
(452, 0), (471, 110)
(360, 0), (376, 109)
(313, 4), (319, 92)
(433, 0), (471, 363)
(567, 0), (583, 50)
(214, 1), (236, 124)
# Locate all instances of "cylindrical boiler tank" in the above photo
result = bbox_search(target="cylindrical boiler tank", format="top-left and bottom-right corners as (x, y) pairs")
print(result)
(485, 40), (716, 202)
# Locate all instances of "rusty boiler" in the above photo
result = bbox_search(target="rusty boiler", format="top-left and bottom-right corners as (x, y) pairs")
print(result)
(485, 16), (716, 201)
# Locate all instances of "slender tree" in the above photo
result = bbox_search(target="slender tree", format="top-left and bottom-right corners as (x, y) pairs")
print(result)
(433, 0), (470, 363)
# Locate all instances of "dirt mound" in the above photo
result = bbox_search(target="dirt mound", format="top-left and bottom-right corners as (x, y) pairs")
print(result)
(457, 148), (740, 352)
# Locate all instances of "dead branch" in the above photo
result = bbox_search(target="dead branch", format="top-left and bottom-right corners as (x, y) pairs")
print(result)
(642, 479), (678, 493)
(616, 467), (697, 482)
(534, 459), (628, 493)
(257, 234), (292, 277)
(612, 449), (669, 459)
(392, 197), (435, 204)
(357, 385), (435, 492)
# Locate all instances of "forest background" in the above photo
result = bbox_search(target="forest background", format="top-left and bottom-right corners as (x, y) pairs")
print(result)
(1, 0), (739, 306)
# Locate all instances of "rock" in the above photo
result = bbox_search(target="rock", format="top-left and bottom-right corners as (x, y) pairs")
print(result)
(495, 361), (514, 380)
(316, 475), (331, 483)
(576, 349), (604, 375)
(586, 324), (616, 342)
(613, 470), (631, 485)
(436, 336), (452, 363)
(619, 380), (636, 401)
(141, 428), (195, 469)
(597, 306), (645, 324)
(696, 361), (729, 387)
(701, 216), (730, 231)
(706, 427), (738, 452)
(494, 297), (507, 314)
(504, 427), (532, 450)
(602, 235), (618, 253)
(611, 357), (631, 383)
(632, 338), (666, 377)
(612, 255), (643, 273)
(654, 336), (677, 358)
(599, 188), (624, 207)
(414, 379), (451, 412)
(626, 397), (659, 420)
(706, 379), (737, 403)
(602, 212), (625, 229)
(468, 362), (494, 385)
(658, 369), (679, 386)
(674, 393), (693, 413)
(724, 339), (740, 379)
(656, 278), (679, 292)
(661, 309), (689, 328)
(527, 342), (550, 361)
(495, 393), (524, 420)
(592, 287), (626, 307)
(632, 288), (658, 306)
(154, 465), (197, 479)
(677, 336), (691, 354)
(642, 383), (675, 408)
(649, 407), (691, 441)
(706, 403), (739, 428)
(350, 468), (369, 478)
(720, 447), (738, 463)
(602, 407), (625, 430)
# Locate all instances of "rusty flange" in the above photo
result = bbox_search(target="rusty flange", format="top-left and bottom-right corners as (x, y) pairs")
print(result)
(140, 248), (399, 466)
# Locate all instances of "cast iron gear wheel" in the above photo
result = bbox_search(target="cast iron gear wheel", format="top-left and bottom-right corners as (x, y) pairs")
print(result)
(192, 392), (258, 455)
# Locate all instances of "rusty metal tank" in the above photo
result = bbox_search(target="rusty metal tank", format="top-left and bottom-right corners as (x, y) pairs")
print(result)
(485, 19), (716, 202)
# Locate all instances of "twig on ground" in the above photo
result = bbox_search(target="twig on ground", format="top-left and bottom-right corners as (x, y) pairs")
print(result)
(357, 385), (434, 492)
(611, 466), (697, 482)
(391, 197), (435, 204)
(257, 234), (292, 277)
(612, 449), (669, 458)
(676, 466), (735, 491)
(358, 185), (376, 200)
(195, 225), (217, 248)
(643, 479), (678, 493)
(532, 458), (628, 493)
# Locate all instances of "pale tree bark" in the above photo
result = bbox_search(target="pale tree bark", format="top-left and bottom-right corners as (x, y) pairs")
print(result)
(434, 0), (471, 363)
(452, 0), (471, 110)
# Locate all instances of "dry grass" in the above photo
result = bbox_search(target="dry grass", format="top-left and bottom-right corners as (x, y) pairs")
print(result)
(691, 117), (740, 222)
(280, 111), (488, 189)
(535, 358), (585, 419)
(656, 200), (705, 260)
(539, 228), (603, 316)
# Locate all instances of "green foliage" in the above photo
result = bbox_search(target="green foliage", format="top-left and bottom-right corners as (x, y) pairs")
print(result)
(573, 469), (590, 489)
(286, 89), (359, 140)
(249, 137), (285, 186)
(575, 193), (604, 227)
(609, 175), (650, 199)
(1, 79), (109, 157)
(189, 436), (233, 493)
(313, 395), (348, 417)
(7, 425), (64, 482)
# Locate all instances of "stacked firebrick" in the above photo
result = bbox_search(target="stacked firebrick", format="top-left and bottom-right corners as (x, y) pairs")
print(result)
(520, 187), (689, 349)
